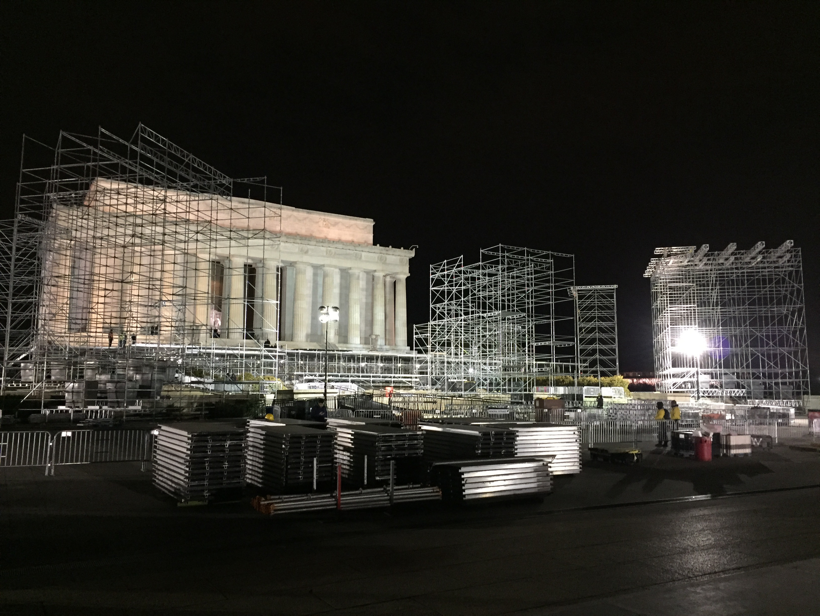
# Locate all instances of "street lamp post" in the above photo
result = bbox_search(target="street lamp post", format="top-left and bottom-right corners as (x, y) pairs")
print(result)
(677, 329), (707, 401)
(318, 305), (340, 402)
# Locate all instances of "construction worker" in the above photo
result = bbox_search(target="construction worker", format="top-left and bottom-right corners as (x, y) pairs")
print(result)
(670, 400), (681, 430)
(655, 401), (670, 448)
(309, 398), (328, 422)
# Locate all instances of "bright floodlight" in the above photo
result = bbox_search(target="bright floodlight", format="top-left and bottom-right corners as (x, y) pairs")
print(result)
(318, 305), (340, 323)
(677, 329), (707, 356)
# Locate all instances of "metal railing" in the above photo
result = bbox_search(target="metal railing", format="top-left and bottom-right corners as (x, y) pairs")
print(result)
(0, 429), (153, 475)
(573, 417), (816, 447)
(0, 430), (52, 468)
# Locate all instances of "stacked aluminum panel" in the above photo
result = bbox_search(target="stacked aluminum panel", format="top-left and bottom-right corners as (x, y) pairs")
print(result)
(420, 424), (516, 465)
(328, 416), (403, 429)
(430, 457), (553, 501)
(153, 422), (245, 503)
(245, 424), (336, 492)
(511, 425), (582, 475)
(248, 418), (329, 430)
(334, 424), (424, 485)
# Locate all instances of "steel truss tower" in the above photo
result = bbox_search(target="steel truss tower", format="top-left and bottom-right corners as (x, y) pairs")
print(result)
(572, 285), (619, 380)
(414, 245), (577, 394)
(645, 242), (809, 402)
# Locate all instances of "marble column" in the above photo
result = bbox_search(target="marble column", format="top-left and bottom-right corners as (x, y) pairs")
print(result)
(394, 274), (408, 348)
(131, 247), (157, 336)
(225, 257), (246, 340)
(191, 254), (210, 344)
(41, 239), (72, 336)
(371, 272), (385, 347)
(322, 266), (340, 344)
(86, 244), (106, 342)
(158, 248), (176, 342)
(385, 275), (395, 346)
(347, 269), (362, 345)
(292, 263), (312, 343)
(259, 260), (279, 343)
(68, 242), (94, 335)
(91, 241), (130, 344)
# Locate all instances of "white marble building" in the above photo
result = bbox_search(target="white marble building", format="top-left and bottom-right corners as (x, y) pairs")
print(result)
(39, 179), (414, 352)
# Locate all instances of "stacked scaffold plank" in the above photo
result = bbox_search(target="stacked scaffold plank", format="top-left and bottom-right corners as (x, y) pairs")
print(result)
(153, 422), (245, 503)
(430, 457), (553, 501)
(245, 424), (336, 492)
(510, 424), (582, 475)
(333, 424), (424, 485)
(328, 416), (403, 429)
(420, 424), (517, 466)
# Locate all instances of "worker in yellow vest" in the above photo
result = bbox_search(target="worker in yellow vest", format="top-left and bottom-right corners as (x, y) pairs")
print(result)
(655, 401), (670, 447)
(670, 400), (681, 430)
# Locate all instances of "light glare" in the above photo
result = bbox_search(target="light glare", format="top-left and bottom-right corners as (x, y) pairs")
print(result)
(677, 329), (707, 356)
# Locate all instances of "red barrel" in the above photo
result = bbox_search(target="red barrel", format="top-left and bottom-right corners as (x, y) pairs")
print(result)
(694, 436), (712, 462)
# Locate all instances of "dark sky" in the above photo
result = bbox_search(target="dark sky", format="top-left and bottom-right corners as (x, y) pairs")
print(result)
(2, 1), (819, 378)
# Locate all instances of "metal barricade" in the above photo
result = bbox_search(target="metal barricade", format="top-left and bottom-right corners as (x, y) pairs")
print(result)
(48, 429), (154, 475)
(0, 431), (52, 471)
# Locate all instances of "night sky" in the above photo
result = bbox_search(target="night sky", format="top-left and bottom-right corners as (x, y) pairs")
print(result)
(2, 2), (818, 380)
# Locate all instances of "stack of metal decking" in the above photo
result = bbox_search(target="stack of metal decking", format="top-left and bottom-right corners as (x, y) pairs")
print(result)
(245, 424), (336, 492)
(328, 416), (403, 429)
(420, 424), (517, 465)
(511, 424), (582, 475)
(153, 422), (245, 503)
(430, 457), (553, 501)
(334, 424), (424, 485)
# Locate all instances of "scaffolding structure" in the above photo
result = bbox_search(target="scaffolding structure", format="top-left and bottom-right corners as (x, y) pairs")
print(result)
(645, 242), (809, 401)
(414, 245), (577, 394)
(572, 285), (619, 380)
(0, 125), (417, 413)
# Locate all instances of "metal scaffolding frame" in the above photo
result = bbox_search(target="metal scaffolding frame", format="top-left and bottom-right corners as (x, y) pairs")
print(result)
(0, 125), (416, 412)
(414, 245), (577, 394)
(645, 241), (809, 401)
(572, 285), (619, 380)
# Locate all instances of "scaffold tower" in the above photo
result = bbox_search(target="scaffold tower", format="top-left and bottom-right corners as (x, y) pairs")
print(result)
(572, 285), (619, 380)
(644, 241), (809, 401)
(0, 125), (286, 412)
(0, 125), (418, 413)
(414, 245), (577, 394)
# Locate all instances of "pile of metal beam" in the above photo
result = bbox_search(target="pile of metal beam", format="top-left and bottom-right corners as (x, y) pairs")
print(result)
(153, 422), (245, 503)
(334, 424), (424, 485)
(245, 424), (336, 492)
(511, 425), (582, 475)
(251, 485), (441, 515)
(420, 424), (516, 465)
(430, 457), (553, 501)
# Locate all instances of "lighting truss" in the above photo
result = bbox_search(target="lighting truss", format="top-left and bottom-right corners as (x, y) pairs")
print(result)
(571, 285), (619, 379)
(645, 241), (809, 401)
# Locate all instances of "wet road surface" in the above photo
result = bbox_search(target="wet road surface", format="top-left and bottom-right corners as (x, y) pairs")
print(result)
(2, 463), (819, 614)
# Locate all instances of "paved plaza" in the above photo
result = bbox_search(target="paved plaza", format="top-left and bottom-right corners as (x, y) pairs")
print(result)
(2, 442), (819, 615)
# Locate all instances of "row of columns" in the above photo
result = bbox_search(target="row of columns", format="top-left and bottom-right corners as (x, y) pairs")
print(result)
(52, 244), (407, 349)
(290, 266), (408, 348)
(222, 258), (280, 342)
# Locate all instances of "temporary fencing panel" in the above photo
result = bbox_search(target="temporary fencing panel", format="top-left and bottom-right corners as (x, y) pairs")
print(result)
(50, 430), (152, 473)
(0, 431), (52, 468)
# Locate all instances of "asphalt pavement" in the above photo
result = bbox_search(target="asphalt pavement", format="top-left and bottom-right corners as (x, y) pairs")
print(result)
(2, 441), (820, 615)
